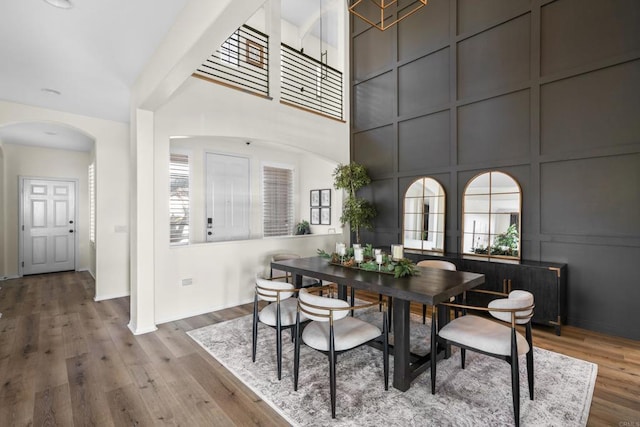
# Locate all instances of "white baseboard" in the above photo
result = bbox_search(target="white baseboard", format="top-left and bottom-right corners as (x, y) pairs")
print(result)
(94, 291), (130, 301)
(0, 275), (20, 281)
(155, 297), (254, 325)
(128, 321), (158, 335)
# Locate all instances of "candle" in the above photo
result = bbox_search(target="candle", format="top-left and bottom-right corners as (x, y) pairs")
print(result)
(337, 243), (346, 256)
(391, 244), (404, 261)
(353, 243), (361, 250)
(374, 248), (382, 256)
(354, 248), (364, 263)
(376, 253), (383, 264)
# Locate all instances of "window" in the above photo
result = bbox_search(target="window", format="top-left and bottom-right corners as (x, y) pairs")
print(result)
(170, 153), (190, 245)
(88, 162), (95, 243)
(263, 165), (294, 237)
(402, 177), (446, 252)
(462, 171), (521, 259)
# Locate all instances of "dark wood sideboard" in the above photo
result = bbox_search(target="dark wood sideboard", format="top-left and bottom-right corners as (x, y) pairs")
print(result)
(405, 252), (567, 335)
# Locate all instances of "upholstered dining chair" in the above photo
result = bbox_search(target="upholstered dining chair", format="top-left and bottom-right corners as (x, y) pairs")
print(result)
(252, 275), (307, 380)
(416, 260), (457, 323)
(432, 290), (535, 427)
(294, 286), (389, 418)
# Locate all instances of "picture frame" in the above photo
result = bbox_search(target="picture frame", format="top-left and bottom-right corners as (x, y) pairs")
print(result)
(310, 207), (320, 225)
(320, 207), (331, 225)
(320, 189), (331, 207)
(310, 190), (320, 207)
(245, 40), (264, 68)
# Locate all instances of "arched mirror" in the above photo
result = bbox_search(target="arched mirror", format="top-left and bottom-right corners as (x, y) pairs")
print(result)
(462, 171), (521, 260)
(403, 177), (446, 253)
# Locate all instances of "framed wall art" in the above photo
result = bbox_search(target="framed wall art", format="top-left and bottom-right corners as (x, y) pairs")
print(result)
(320, 207), (331, 225)
(310, 207), (320, 225)
(320, 189), (331, 207)
(310, 190), (320, 207)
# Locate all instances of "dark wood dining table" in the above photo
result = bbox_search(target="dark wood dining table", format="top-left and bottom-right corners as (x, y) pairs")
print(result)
(270, 255), (485, 391)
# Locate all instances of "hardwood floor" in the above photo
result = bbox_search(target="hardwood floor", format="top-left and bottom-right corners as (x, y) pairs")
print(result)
(0, 272), (638, 426)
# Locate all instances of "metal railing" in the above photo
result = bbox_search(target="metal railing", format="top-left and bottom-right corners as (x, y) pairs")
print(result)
(194, 25), (269, 97)
(280, 43), (343, 120)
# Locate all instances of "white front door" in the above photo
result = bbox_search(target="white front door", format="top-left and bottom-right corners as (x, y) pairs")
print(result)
(21, 178), (76, 275)
(205, 153), (250, 242)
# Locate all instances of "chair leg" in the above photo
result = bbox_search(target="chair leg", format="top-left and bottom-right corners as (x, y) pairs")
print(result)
(252, 295), (258, 363)
(511, 328), (521, 427)
(460, 348), (466, 369)
(378, 293), (382, 311)
(383, 307), (389, 390)
(388, 296), (393, 330)
(422, 304), (427, 324)
(293, 313), (301, 391)
(276, 303), (282, 380)
(430, 307), (437, 394)
(526, 323), (534, 400)
(329, 325), (337, 418)
(350, 287), (355, 316)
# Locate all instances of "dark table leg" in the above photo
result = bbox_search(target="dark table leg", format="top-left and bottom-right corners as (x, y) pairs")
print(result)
(437, 303), (452, 358)
(337, 283), (348, 301)
(293, 273), (302, 289)
(392, 298), (411, 391)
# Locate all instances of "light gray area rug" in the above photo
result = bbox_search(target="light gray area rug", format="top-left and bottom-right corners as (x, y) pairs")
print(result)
(188, 309), (597, 426)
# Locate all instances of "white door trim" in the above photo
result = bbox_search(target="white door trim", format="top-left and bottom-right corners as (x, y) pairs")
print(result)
(19, 176), (80, 276)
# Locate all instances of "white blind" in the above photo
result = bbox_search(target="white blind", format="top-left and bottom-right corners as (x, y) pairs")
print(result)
(170, 153), (190, 245)
(263, 165), (294, 237)
(88, 162), (95, 243)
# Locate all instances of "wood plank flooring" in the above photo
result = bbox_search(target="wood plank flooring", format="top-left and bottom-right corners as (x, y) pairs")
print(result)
(0, 271), (638, 426)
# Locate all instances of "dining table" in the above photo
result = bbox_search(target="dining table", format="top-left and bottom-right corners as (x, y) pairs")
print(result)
(270, 255), (485, 391)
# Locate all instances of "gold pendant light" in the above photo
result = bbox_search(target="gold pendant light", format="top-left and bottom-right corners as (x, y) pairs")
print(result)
(349, 0), (427, 31)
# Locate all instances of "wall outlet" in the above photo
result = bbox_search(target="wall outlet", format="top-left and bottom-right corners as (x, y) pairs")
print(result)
(181, 278), (193, 286)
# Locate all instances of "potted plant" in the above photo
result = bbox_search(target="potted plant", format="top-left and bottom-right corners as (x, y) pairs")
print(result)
(295, 220), (311, 235)
(333, 162), (376, 244)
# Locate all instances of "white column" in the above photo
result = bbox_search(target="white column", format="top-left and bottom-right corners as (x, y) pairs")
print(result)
(128, 108), (157, 335)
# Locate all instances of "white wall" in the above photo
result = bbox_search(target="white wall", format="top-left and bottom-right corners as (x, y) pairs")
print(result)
(2, 143), (90, 272)
(152, 76), (348, 324)
(0, 141), (5, 278)
(0, 101), (130, 299)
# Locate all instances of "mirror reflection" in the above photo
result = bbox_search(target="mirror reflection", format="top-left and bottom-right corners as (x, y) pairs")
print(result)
(403, 177), (445, 252)
(462, 171), (521, 259)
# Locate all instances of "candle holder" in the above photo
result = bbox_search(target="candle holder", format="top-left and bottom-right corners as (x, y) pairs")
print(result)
(376, 253), (383, 271)
(391, 244), (404, 261)
(354, 247), (364, 267)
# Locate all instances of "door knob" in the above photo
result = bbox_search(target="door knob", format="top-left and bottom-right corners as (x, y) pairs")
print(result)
(69, 230), (74, 233)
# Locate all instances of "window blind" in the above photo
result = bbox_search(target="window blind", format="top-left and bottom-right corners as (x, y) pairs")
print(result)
(170, 153), (190, 244)
(263, 165), (294, 237)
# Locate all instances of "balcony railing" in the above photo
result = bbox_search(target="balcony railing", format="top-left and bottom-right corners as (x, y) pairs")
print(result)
(194, 25), (269, 97)
(280, 43), (343, 120)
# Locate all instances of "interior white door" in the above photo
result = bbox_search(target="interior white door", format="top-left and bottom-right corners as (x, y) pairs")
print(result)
(22, 178), (76, 275)
(205, 153), (250, 242)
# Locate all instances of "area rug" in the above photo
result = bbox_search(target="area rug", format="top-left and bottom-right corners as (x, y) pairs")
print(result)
(188, 309), (597, 426)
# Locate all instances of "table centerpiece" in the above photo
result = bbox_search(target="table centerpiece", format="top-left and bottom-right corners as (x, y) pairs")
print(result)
(317, 244), (419, 278)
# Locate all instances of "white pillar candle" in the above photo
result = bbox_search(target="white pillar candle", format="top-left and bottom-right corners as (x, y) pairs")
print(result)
(353, 243), (361, 250)
(374, 248), (382, 256)
(337, 243), (346, 256)
(354, 248), (364, 263)
(376, 253), (383, 264)
(391, 244), (404, 261)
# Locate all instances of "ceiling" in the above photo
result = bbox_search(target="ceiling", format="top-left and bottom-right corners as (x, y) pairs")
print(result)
(0, 0), (338, 152)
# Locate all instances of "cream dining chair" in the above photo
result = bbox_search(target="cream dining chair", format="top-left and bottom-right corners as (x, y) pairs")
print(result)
(432, 290), (535, 427)
(293, 286), (389, 418)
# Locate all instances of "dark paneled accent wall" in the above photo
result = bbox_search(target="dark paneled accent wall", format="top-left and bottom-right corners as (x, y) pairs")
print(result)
(350, 0), (640, 339)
